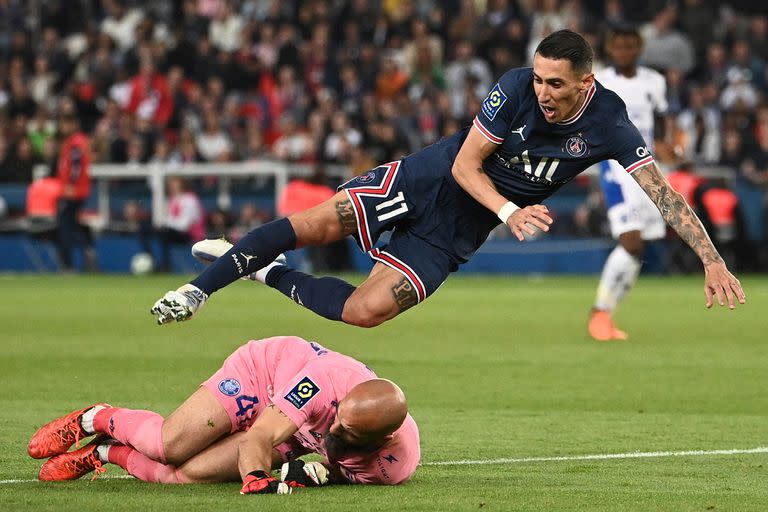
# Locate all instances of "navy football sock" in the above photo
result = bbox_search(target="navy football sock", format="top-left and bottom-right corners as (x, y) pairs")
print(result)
(265, 266), (355, 321)
(191, 218), (297, 295)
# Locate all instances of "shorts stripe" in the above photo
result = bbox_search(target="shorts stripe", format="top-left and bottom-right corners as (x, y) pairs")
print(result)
(472, 117), (503, 144)
(344, 161), (401, 252)
(625, 155), (655, 174)
(344, 188), (370, 251)
(370, 248), (426, 303)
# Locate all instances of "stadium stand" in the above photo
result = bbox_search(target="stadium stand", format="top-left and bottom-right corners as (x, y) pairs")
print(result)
(0, 0), (766, 272)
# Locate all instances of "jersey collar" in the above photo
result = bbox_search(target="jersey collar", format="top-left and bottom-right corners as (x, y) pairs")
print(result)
(552, 83), (596, 126)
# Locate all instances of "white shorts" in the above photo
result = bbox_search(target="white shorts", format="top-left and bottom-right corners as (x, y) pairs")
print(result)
(600, 160), (666, 240)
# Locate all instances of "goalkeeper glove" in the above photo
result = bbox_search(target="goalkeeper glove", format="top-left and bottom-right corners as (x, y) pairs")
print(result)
(240, 470), (291, 495)
(150, 284), (208, 325)
(280, 460), (330, 488)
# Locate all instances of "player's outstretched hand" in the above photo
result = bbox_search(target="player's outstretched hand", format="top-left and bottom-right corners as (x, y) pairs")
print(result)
(240, 470), (292, 495)
(150, 284), (208, 325)
(280, 459), (330, 488)
(506, 204), (553, 241)
(703, 262), (746, 310)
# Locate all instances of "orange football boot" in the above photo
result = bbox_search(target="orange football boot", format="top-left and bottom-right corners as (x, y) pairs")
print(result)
(38, 436), (108, 481)
(588, 309), (628, 341)
(28, 404), (109, 459)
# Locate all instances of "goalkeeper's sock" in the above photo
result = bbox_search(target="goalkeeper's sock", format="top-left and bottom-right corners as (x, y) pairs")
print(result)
(93, 407), (167, 463)
(265, 266), (355, 321)
(80, 405), (107, 435)
(95, 444), (111, 463)
(594, 245), (642, 311)
(107, 445), (189, 484)
(191, 218), (297, 295)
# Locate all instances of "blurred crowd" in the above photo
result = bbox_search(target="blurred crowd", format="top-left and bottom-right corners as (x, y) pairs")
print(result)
(0, 0), (767, 250)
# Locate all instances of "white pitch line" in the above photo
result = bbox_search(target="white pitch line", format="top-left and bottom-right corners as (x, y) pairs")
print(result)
(4, 447), (767, 483)
(422, 446), (768, 466)
(0, 474), (134, 485)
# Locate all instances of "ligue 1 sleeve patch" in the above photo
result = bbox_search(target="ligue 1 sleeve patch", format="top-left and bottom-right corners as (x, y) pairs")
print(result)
(481, 83), (508, 121)
(284, 376), (320, 410)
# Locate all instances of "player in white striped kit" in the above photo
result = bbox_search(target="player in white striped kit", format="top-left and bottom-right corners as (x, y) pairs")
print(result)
(589, 26), (674, 341)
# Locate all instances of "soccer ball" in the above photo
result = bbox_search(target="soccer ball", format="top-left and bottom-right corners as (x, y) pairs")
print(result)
(130, 252), (154, 275)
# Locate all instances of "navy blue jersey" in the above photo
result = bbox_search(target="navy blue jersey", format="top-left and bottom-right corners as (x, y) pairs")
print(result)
(341, 66), (657, 276)
(474, 67), (653, 204)
(409, 67), (655, 207)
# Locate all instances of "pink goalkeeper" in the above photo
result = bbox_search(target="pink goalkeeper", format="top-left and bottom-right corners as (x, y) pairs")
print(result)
(28, 336), (420, 494)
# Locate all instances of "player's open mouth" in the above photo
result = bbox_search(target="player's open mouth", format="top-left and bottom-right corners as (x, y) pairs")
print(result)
(541, 105), (556, 119)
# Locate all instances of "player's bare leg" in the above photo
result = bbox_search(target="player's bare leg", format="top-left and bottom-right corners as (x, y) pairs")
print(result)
(590, 229), (644, 341)
(618, 230), (645, 258)
(177, 432), (284, 482)
(274, 197), (420, 326)
(41, 427), (287, 482)
(160, 387), (233, 465)
(173, 431), (245, 482)
(33, 387), (232, 472)
(257, 194), (421, 326)
(289, 191), (358, 247)
(103, 431), (248, 483)
(345, 262), (421, 324)
(198, 247), (418, 327)
(34, 388), (232, 482)
(185, 192), (419, 327)
(108, 430), (285, 483)
(341, 263), (419, 327)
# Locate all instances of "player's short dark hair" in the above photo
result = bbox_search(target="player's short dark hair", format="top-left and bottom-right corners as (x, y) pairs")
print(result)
(535, 30), (594, 74)
(607, 24), (642, 43)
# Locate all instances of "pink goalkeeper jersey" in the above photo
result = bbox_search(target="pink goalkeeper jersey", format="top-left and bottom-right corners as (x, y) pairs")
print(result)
(249, 336), (421, 485)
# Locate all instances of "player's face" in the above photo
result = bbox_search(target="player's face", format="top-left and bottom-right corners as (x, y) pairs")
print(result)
(326, 404), (385, 456)
(324, 429), (353, 458)
(326, 417), (378, 456)
(532, 54), (594, 124)
(607, 34), (642, 71)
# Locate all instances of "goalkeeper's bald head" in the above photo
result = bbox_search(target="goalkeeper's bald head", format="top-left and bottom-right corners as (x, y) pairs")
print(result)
(344, 379), (408, 436)
(326, 379), (408, 455)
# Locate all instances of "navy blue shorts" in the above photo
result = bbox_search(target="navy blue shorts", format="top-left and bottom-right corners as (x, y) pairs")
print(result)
(338, 160), (497, 303)
(367, 233), (455, 304)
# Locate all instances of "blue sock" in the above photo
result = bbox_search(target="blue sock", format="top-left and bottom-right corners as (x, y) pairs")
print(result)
(191, 218), (297, 295)
(265, 266), (355, 321)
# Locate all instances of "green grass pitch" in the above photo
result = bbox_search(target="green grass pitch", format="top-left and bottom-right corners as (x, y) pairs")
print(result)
(0, 273), (766, 511)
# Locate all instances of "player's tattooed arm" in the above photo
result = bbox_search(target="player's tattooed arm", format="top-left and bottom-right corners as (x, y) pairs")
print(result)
(632, 162), (723, 266)
(391, 277), (418, 312)
(633, 162), (745, 309)
(335, 199), (358, 236)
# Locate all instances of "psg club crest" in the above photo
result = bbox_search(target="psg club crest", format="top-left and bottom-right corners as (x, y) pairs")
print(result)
(218, 378), (241, 396)
(356, 171), (376, 184)
(565, 136), (587, 157)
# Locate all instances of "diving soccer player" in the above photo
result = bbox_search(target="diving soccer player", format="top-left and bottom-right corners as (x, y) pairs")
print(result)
(151, 30), (744, 329)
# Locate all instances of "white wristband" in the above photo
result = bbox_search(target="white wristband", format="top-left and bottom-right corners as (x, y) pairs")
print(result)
(497, 201), (520, 224)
